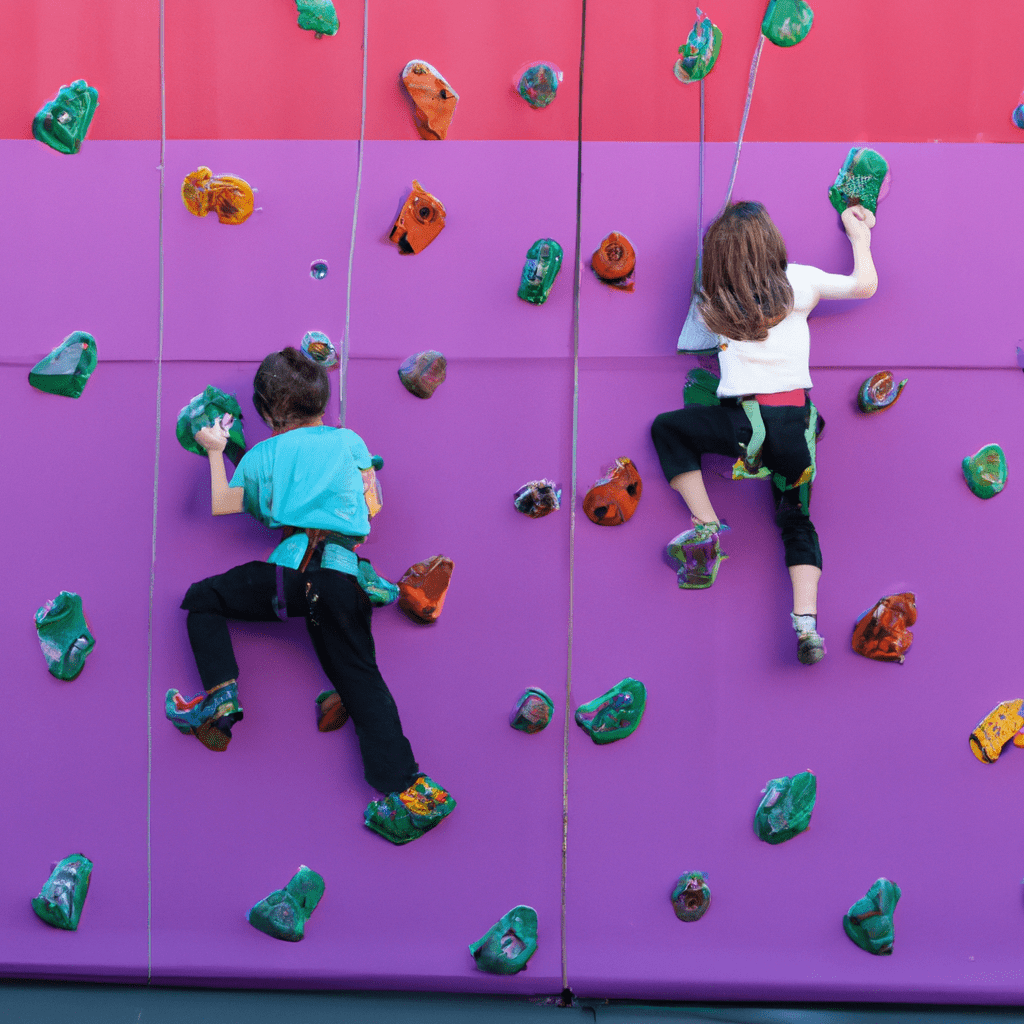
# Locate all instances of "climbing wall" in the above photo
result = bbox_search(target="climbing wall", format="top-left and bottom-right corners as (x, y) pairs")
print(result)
(3, 0), (1024, 1003)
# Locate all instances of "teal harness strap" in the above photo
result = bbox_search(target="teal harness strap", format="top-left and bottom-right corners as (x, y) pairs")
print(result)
(739, 398), (766, 472)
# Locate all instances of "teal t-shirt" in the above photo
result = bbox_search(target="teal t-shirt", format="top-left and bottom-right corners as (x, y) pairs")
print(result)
(230, 425), (372, 537)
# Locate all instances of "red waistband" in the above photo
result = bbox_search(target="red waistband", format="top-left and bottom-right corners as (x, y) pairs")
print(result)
(754, 388), (806, 407)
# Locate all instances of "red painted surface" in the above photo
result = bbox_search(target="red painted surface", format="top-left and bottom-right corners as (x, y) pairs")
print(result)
(0, 0), (160, 140)
(583, 0), (1024, 142)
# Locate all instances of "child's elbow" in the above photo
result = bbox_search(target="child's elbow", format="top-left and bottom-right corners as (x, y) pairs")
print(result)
(853, 275), (878, 299)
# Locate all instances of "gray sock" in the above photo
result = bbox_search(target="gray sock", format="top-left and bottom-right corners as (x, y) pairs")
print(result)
(791, 613), (817, 635)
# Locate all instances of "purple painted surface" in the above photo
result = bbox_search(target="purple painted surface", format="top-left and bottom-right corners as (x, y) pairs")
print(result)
(567, 362), (1024, 1002)
(0, 142), (160, 363)
(0, 363), (153, 978)
(579, 142), (1024, 367)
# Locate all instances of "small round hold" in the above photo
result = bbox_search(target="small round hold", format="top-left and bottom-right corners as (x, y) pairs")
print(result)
(301, 331), (338, 368)
(857, 371), (907, 413)
(515, 62), (562, 108)
(310, 259), (329, 279)
(514, 480), (561, 518)
(671, 872), (711, 922)
(591, 233), (636, 291)
(509, 688), (554, 733)
(1013, 105), (1024, 130)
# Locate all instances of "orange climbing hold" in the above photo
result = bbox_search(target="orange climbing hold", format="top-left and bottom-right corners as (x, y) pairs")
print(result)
(970, 699), (1024, 764)
(851, 593), (916, 664)
(181, 167), (255, 225)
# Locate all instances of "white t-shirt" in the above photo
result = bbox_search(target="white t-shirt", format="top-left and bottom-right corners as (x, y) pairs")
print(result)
(716, 263), (852, 397)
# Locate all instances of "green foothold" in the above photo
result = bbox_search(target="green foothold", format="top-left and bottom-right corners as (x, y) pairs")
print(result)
(962, 444), (1007, 499)
(29, 332), (97, 398)
(754, 770), (816, 844)
(518, 239), (563, 305)
(675, 10), (722, 83)
(32, 854), (93, 930)
(843, 878), (901, 955)
(575, 678), (646, 744)
(469, 906), (538, 975)
(35, 592), (94, 681)
(247, 865), (325, 941)
(828, 147), (890, 216)
(176, 386), (246, 465)
(295, 0), (338, 36)
(683, 367), (722, 407)
(32, 80), (98, 154)
(761, 0), (814, 47)
(671, 871), (711, 922)
(364, 775), (456, 845)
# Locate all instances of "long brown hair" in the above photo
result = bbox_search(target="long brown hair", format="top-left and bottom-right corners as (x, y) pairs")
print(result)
(698, 201), (794, 342)
(253, 347), (330, 429)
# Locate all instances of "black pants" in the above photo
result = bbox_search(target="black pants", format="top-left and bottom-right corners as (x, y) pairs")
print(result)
(181, 561), (419, 794)
(650, 399), (822, 569)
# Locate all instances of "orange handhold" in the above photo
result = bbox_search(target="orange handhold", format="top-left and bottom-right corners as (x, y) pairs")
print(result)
(181, 167), (255, 225)
(970, 699), (1024, 763)
(591, 232), (636, 291)
(583, 457), (643, 525)
(388, 180), (446, 254)
(851, 592), (916, 663)
(401, 60), (459, 140)
(398, 555), (454, 623)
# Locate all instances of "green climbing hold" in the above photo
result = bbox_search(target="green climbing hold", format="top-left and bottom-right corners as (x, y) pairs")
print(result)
(675, 9), (722, 83)
(962, 444), (1007, 499)
(364, 775), (456, 845)
(29, 332), (97, 398)
(176, 386), (246, 465)
(247, 865), (325, 941)
(671, 871), (711, 922)
(510, 687), (554, 733)
(843, 878), (900, 955)
(35, 592), (94, 681)
(295, 0), (338, 37)
(33, 80), (98, 154)
(754, 770), (816, 844)
(32, 854), (93, 930)
(469, 906), (538, 975)
(683, 367), (722, 407)
(518, 239), (563, 305)
(575, 678), (646, 744)
(829, 148), (890, 216)
(762, 0), (814, 47)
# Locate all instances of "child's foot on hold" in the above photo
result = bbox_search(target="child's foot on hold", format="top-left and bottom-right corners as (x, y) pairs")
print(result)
(792, 613), (826, 665)
(364, 775), (456, 845)
(315, 689), (350, 732)
(666, 518), (729, 589)
(165, 681), (243, 751)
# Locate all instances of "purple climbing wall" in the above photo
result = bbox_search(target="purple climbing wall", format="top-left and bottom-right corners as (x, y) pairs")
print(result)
(4, 0), (1024, 1005)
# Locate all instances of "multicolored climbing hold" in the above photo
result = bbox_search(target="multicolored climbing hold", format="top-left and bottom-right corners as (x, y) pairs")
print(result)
(671, 872), (711, 922)
(28, 331), (97, 398)
(851, 593), (916, 664)
(518, 239), (564, 305)
(754, 771), (816, 844)
(516, 62), (562, 108)
(514, 480), (561, 518)
(667, 525), (727, 589)
(294, 0), (338, 37)
(32, 854), (93, 930)
(33, 80), (98, 154)
(761, 0), (814, 47)
(828, 147), (890, 216)
(401, 60), (459, 140)
(674, 9), (722, 82)
(364, 775), (456, 844)
(301, 331), (338, 368)
(35, 592), (94, 681)
(575, 678), (646, 744)
(469, 906), (538, 974)
(857, 370), (907, 413)
(844, 878), (900, 955)
(316, 690), (349, 732)
(1014, 104), (1024, 130)
(165, 681), (243, 752)
(969, 699), (1024, 764)
(176, 387), (246, 465)
(510, 688), (554, 733)
(398, 555), (453, 622)
(591, 232), (636, 291)
(247, 866), (325, 941)
(181, 167), (255, 225)
(962, 444), (1007, 499)
(583, 457), (642, 525)
(398, 351), (447, 397)
(310, 259), (329, 279)
(389, 180), (447, 254)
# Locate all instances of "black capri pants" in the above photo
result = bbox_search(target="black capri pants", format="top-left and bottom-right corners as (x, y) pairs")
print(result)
(181, 561), (420, 794)
(650, 397), (823, 569)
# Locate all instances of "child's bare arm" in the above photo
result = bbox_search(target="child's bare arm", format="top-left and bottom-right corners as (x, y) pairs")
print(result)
(194, 415), (245, 515)
(816, 205), (878, 300)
